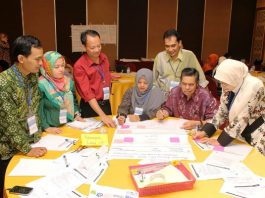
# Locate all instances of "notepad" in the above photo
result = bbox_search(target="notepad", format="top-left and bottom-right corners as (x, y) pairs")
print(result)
(81, 134), (108, 146)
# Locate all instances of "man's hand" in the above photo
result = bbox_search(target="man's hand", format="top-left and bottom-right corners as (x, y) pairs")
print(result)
(181, 120), (199, 130)
(101, 115), (116, 127)
(26, 147), (47, 158)
(156, 109), (169, 120)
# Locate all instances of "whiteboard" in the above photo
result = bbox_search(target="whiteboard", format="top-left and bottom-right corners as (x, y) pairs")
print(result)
(71, 25), (117, 52)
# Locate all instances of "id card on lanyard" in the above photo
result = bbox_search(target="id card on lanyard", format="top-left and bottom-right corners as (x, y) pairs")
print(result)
(103, 87), (110, 100)
(94, 64), (110, 100)
(27, 113), (38, 135)
(170, 81), (179, 90)
(59, 109), (67, 124)
(134, 107), (144, 115)
(46, 78), (67, 123)
(13, 66), (39, 135)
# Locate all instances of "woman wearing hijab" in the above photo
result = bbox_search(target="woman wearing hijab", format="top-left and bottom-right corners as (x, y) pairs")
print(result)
(202, 53), (219, 76)
(193, 59), (265, 155)
(117, 68), (166, 125)
(39, 51), (83, 133)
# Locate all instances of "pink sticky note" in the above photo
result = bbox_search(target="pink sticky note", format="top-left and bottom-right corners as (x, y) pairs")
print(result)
(214, 145), (224, 151)
(121, 125), (130, 129)
(170, 137), (180, 143)
(124, 137), (134, 143)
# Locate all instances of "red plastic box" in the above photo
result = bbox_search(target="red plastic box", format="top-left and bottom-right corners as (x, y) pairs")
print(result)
(129, 162), (196, 197)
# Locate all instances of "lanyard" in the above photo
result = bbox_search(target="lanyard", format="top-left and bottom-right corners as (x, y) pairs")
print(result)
(94, 64), (105, 82)
(12, 65), (32, 106)
(227, 83), (243, 111)
(46, 78), (65, 102)
(168, 60), (180, 79)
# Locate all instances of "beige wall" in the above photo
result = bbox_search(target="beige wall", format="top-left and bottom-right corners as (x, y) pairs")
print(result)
(22, 0), (56, 52)
(87, 0), (117, 70)
(20, 0), (258, 65)
(147, 0), (178, 59)
(202, 0), (232, 61)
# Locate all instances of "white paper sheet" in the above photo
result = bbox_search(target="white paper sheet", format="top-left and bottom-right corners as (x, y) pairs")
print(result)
(67, 118), (103, 132)
(117, 119), (189, 133)
(220, 176), (265, 198)
(109, 124), (195, 161)
(189, 162), (231, 180)
(88, 184), (139, 198)
(31, 134), (78, 151)
(9, 159), (59, 176)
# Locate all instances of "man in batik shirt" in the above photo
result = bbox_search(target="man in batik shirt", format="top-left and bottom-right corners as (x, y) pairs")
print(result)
(156, 68), (219, 130)
(0, 35), (47, 196)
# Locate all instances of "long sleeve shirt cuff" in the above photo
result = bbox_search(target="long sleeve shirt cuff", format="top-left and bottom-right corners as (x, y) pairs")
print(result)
(217, 131), (234, 146)
(139, 114), (150, 121)
(201, 123), (216, 137)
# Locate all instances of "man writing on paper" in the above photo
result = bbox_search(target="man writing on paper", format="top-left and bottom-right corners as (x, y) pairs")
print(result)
(153, 29), (208, 94)
(74, 29), (115, 127)
(156, 68), (219, 129)
(0, 35), (47, 196)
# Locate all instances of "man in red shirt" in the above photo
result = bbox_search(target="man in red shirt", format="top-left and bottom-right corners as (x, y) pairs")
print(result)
(74, 30), (115, 127)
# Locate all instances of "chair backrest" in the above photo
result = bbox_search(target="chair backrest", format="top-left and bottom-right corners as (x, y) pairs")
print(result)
(206, 75), (219, 100)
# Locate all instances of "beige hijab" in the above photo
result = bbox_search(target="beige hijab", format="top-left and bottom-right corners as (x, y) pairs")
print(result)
(214, 59), (263, 121)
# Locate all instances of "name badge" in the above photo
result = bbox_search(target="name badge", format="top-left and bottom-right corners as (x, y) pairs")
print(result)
(103, 87), (110, 100)
(59, 109), (67, 124)
(27, 116), (38, 135)
(170, 81), (179, 90)
(134, 107), (143, 115)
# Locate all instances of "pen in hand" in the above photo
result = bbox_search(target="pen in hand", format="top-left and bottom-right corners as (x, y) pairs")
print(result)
(158, 109), (167, 120)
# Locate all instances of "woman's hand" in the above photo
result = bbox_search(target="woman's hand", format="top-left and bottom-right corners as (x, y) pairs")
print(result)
(128, 115), (140, 122)
(74, 115), (85, 122)
(117, 115), (126, 125)
(199, 137), (220, 146)
(45, 127), (62, 134)
(192, 130), (207, 139)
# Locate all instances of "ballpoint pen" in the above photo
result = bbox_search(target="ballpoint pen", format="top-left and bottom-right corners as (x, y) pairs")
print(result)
(63, 155), (69, 167)
(234, 184), (260, 188)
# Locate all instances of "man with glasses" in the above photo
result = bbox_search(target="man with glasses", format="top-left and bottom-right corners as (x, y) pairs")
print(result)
(153, 29), (208, 94)
(156, 68), (218, 130)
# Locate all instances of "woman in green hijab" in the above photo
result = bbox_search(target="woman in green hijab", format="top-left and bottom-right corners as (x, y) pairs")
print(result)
(38, 51), (83, 133)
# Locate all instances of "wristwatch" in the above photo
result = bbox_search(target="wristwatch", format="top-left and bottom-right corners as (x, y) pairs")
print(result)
(74, 112), (81, 118)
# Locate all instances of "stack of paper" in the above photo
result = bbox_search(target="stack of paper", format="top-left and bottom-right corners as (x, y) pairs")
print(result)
(67, 118), (103, 132)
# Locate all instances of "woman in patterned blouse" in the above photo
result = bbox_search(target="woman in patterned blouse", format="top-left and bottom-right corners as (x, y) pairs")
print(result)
(194, 59), (265, 155)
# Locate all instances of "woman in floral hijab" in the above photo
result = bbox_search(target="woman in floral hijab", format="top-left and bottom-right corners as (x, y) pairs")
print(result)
(38, 51), (82, 133)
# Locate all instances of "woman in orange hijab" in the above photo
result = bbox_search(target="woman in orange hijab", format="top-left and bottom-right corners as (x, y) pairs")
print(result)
(202, 53), (219, 76)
